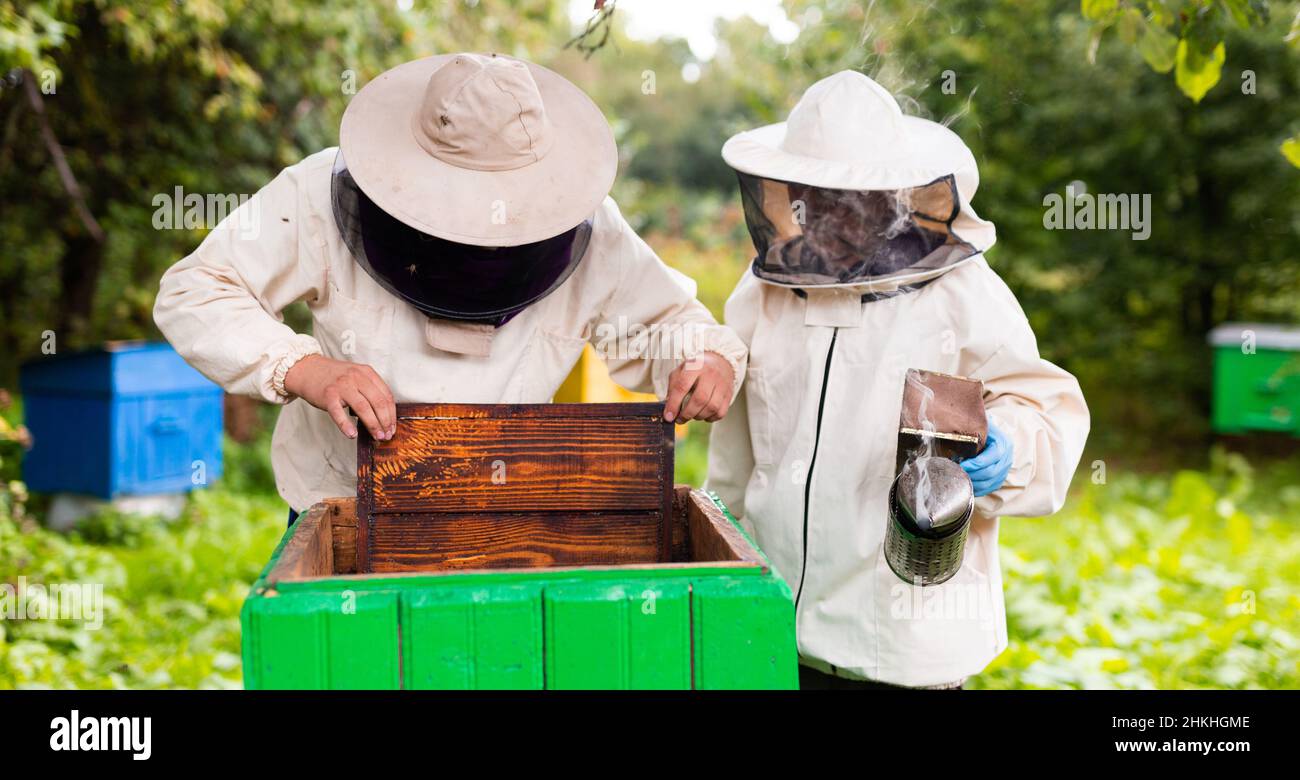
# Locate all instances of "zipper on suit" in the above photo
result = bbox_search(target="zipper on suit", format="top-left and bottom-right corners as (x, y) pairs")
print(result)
(794, 327), (838, 614)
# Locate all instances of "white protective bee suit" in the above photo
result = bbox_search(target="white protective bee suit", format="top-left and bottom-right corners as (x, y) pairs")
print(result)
(155, 54), (747, 512)
(705, 71), (1089, 687)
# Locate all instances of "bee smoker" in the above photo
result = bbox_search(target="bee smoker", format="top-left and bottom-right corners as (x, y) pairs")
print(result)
(887, 368), (987, 587)
(885, 456), (975, 586)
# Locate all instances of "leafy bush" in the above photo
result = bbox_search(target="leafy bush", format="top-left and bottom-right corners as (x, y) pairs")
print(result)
(0, 437), (285, 690)
(971, 450), (1300, 689)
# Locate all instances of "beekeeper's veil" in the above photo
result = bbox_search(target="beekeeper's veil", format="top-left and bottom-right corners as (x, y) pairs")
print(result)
(332, 152), (592, 325)
(723, 71), (996, 291)
(331, 53), (615, 325)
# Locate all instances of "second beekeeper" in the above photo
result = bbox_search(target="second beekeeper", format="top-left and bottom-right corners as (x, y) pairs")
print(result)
(705, 71), (1090, 689)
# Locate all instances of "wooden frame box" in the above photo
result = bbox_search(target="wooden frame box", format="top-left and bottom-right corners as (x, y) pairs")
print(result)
(240, 403), (797, 690)
(356, 403), (677, 572)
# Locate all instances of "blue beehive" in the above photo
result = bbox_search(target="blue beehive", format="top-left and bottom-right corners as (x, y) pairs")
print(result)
(20, 342), (224, 498)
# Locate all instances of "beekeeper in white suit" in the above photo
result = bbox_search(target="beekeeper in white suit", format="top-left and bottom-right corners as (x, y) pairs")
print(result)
(155, 53), (745, 519)
(706, 71), (1089, 689)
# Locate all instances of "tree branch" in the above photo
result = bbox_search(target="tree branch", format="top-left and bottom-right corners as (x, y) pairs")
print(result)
(565, 1), (618, 59)
(22, 69), (106, 244)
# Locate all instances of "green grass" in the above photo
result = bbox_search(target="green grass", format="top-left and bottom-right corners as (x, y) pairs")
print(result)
(0, 435), (286, 689)
(971, 450), (1300, 689)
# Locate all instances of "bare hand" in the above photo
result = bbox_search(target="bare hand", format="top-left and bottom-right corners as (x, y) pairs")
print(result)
(284, 354), (396, 441)
(664, 352), (735, 424)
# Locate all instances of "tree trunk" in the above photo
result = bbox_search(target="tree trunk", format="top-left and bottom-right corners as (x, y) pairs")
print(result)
(56, 233), (105, 340)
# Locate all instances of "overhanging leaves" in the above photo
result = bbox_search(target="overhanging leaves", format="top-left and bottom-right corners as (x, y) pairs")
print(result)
(1138, 17), (1178, 73)
(1174, 38), (1226, 102)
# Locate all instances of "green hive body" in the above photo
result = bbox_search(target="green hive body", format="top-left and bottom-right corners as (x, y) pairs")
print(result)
(240, 494), (798, 690)
(1209, 324), (1300, 437)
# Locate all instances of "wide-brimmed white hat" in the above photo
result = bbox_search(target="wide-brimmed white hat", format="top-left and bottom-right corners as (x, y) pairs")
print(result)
(340, 53), (616, 246)
(722, 70), (995, 253)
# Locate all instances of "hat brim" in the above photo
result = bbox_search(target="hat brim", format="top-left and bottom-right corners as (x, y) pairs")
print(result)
(340, 55), (617, 247)
(723, 116), (970, 190)
(723, 116), (997, 253)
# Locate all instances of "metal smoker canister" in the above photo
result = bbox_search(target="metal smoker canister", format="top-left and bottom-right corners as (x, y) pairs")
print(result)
(885, 456), (975, 586)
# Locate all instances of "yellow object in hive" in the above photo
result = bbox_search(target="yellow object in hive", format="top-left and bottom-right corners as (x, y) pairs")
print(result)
(555, 345), (686, 439)
(554, 344), (658, 403)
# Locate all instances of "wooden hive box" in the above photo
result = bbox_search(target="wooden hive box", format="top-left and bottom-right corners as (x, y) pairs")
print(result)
(240, 402), (797, 690)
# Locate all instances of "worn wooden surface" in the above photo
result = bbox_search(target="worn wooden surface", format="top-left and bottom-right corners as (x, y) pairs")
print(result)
(326, 498), (357, 575)
(357, 403), (674, 572)
(669, 486), (692, 562)
(266, 503), (332, 583)
(367, 512), (663, 571)
(272, 490), (763, 579)
(685, 487), (762, 565)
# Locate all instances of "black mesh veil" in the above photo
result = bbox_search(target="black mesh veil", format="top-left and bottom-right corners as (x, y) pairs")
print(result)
(736, 172), (978, 288)
(331, 151), (592, 325)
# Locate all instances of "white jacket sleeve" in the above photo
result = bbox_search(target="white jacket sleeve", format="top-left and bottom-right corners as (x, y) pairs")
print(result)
(593, 200), (748, 401)
(153, 160), (325, 404)
(962, 268), (1090, 518)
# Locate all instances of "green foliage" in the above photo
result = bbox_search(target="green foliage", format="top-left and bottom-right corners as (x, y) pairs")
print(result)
(0, 440), (285, 689)
(5, 0), (1299, 452)
(970, 450), (1300, 688)
(0, 0), (567, 381)
(1283, 133), (1300, 165)
(1081, 0), (1299, 165)
(1083, 0), (1263, 99)
(0, 1), (70, 73)
(673, 421), (711, 487)
(1174, 38), (1226, 101)
(1083, 0), (1121, 21)
(681, 420), (1299, 690)
(1138, 14), (1180, 71)
(216, 416), (281, 498)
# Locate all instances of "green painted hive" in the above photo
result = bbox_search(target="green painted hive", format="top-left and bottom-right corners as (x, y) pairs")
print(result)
(240, 403), (797, 690)
(1209, 323), (1300, 437)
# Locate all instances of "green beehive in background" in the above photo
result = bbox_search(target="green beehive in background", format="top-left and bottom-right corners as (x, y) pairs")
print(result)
(1209, 323), (1300, 437)
(240, 403), (798, 690)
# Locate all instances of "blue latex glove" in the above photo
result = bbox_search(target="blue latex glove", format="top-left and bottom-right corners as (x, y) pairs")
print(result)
(960, 418), (1012, 497)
